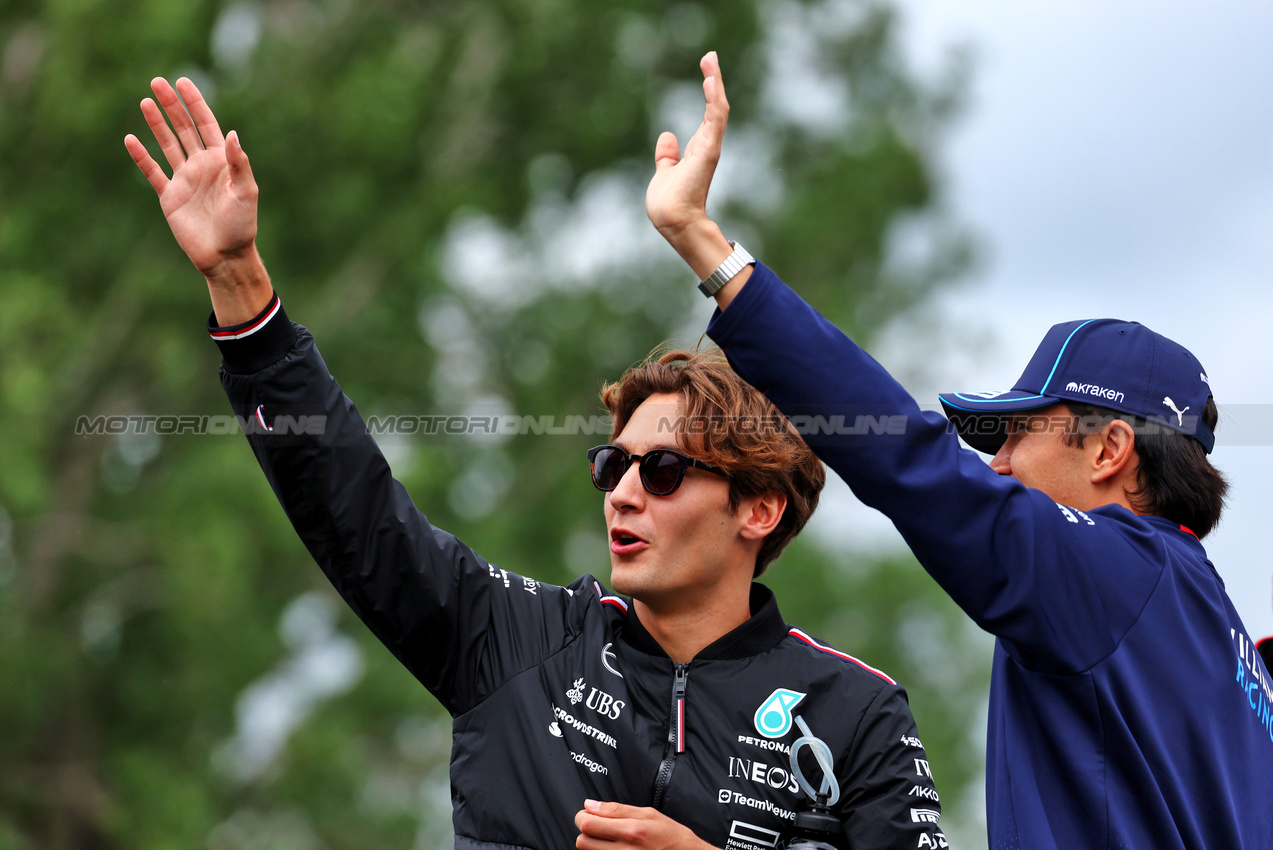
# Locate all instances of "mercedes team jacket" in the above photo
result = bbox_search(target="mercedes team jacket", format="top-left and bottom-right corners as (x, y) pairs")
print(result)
(208, 295), (949, 850)
(705, 264), (1273, 850)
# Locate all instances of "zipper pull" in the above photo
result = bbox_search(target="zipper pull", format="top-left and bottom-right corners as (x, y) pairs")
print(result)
(672, 664), (688, 753)
(651, 664), (691, 811)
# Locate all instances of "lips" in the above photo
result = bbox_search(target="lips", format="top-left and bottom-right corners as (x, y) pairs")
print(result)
(610, 527), (648, 555)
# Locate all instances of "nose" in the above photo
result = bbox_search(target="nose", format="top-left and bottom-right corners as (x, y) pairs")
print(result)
(607, 459), (646, 512)
(989, 443), (1012, 476)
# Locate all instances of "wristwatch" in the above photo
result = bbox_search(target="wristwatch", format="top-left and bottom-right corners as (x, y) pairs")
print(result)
(698, 242), (755, 297)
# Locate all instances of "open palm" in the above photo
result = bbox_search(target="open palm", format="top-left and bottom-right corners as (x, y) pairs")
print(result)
(124, 77), (258, 276)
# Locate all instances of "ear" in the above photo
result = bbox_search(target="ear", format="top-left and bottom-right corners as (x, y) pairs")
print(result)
(737, 491), (787, 542)
(1091, 419), (1137, 485)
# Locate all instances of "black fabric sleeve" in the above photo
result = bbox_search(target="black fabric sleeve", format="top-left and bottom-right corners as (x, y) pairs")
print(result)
(837, 685), (947, 849)
(216, 321), (584, 716)
(206, 292), (299, 375)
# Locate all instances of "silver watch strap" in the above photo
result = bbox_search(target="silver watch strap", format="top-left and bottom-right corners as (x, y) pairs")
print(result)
(698, 242), (756, 297)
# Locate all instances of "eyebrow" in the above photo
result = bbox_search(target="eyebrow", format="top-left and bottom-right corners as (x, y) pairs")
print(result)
(611, 441), (682, 454)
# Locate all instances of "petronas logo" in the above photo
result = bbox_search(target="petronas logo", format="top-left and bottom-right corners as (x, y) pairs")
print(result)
(753, 688), (806, 739)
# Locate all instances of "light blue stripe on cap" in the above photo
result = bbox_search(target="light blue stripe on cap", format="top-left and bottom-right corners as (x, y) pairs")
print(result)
(949, 392), (1047, 406)
(1040, 319), (1099, 395)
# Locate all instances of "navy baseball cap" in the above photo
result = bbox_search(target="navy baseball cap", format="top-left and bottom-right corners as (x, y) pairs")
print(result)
(939, 319), (1215, 455)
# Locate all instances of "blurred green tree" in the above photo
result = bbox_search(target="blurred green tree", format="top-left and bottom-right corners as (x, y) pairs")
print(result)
(0, 0), (983, 847)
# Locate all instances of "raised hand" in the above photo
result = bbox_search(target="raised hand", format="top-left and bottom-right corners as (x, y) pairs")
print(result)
(125, 77), (271, 324)
(646, 52), (729, 241)
(646, 52), (750, 306)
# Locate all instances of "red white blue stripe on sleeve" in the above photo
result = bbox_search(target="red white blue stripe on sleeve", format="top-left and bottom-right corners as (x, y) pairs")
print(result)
(787, 627), (896, 685)
(254, 404), (274, 432)
(594, 581), (629, 613)
(209, 294), (281, 341)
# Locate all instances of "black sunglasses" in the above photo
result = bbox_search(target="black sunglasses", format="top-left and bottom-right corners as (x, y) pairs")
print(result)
(587, 445), (728, 496)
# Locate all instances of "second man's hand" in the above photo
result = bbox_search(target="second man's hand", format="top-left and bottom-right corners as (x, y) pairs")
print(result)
(124, 77), (272, 326)
(645, 51), (751, 311)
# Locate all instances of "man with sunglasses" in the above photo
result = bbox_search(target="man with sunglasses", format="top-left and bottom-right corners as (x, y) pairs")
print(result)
(650, 52), (1273, 849)
(126, 76), (948, 850)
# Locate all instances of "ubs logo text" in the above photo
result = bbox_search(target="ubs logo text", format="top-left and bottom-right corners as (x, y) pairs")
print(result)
(586, 687), (625, 720)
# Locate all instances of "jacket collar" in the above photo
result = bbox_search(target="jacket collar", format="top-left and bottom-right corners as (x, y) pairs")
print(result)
(619, 583), (789, 661)
(1142, 514), (1207, 549)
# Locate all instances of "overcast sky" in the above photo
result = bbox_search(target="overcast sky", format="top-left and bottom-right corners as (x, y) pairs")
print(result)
(853, 0), (1273, 637)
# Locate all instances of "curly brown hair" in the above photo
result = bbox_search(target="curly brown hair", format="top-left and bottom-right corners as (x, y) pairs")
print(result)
(601, 347), (826, 576)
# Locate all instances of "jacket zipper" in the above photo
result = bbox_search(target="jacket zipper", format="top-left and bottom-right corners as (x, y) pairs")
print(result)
(651, 663), (689, 811)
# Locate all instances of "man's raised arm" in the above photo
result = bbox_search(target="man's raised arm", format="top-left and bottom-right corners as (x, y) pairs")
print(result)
(645, 55), (1162, 670)
(124, 80), (581, 715)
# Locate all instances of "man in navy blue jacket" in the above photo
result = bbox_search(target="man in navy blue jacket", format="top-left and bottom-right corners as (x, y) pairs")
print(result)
(648, 52), (1273, 848)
